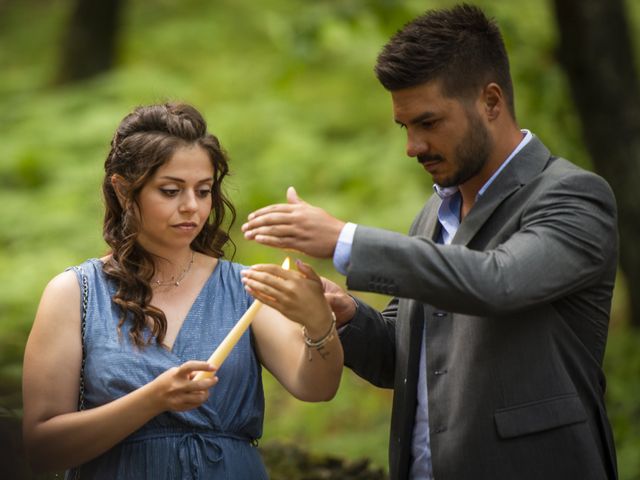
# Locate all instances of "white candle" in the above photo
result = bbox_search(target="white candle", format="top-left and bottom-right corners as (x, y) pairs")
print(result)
(193, 257), (290, 380)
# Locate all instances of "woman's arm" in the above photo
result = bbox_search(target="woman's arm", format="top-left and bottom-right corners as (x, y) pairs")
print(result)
(242, 261), (343, 402)
(22, 270), (218, 472)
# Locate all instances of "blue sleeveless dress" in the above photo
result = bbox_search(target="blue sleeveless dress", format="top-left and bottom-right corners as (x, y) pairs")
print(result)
(66, 258), (268, 480)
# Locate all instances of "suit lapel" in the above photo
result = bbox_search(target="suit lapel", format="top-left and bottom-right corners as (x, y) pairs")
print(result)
(424, 200), (442, 241)
(452, 136), (552, 246)
(412, 195), (442, 240)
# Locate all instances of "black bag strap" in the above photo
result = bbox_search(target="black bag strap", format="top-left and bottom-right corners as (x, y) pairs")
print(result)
(65, 266), (89, 480)
(77, 267), (88, 411)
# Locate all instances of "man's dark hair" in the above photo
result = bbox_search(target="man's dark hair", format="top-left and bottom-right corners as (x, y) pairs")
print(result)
(375, 4), (515, 117)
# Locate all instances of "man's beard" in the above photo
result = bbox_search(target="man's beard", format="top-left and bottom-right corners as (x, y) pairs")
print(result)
(437, 110), (493, 188)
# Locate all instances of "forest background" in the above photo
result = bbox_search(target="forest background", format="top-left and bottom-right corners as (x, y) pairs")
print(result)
(1, 0), (639, 478)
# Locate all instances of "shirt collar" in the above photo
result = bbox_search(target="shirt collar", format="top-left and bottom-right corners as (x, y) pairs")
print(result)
(433, 129), (533, 199)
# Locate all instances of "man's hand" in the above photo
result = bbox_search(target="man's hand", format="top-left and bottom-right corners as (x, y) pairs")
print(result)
(241, 187), (345, 259)
(321, 276), (357, 328)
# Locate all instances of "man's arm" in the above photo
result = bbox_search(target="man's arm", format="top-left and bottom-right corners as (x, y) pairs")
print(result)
(339, 296), (398, 389)
(318, 273), (397, 388)
(347, 171), (617, 315)
(243, 171), (617, 317)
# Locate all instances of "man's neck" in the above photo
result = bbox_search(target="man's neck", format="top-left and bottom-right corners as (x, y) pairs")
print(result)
(458, 127), (525, 218)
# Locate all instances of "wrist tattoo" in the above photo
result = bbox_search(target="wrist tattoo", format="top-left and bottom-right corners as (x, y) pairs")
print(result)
(303, 313), (336, 362)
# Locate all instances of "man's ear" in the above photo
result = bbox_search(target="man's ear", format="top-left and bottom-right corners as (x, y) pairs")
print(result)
(481, 82), (504, 121)
(110, 174), (130, 207)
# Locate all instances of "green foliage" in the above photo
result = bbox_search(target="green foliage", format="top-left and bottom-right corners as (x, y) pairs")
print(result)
(0, 151), (50, 189)
(605, 328), (640, 480)
(259, 439), (387, 480)
(262, 367), (392, 468)
(0, 0), (639, 478)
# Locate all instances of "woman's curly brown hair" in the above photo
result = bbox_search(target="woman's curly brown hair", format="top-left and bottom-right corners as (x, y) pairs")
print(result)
(102, 102), (236, 348)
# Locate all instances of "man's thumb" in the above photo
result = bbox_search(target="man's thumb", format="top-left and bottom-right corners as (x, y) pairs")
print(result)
(287, 186), (304, 204)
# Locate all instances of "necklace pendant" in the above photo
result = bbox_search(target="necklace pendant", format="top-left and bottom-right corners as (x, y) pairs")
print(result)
(152, 251), (194, 289)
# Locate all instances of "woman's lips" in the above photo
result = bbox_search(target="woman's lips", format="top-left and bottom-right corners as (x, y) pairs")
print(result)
(172, 222), (198, 231)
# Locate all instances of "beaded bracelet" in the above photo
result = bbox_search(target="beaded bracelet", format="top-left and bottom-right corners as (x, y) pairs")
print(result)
(302, 312), (336, 360)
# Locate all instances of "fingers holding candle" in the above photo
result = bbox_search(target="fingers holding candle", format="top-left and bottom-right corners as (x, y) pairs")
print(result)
(246, 259), (342, 401)
(152, 361), (219, 412)
(241, 264), (298, 304)
(241, 261), (334, 337)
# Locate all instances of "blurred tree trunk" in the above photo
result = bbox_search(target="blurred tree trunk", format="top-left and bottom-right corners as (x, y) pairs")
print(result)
(57, 0), (123, 84)
(553, 0), (640, 328)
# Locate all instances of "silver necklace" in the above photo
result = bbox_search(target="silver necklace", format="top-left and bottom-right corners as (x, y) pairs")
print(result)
(153, 251), (195, 287)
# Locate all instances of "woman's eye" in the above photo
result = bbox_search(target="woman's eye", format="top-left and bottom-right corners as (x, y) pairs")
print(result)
(160, 188), (179, 197)
(197, 189), (212, 198)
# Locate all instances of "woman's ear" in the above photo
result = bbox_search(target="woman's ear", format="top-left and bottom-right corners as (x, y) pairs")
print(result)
(111, 174), (129, 207)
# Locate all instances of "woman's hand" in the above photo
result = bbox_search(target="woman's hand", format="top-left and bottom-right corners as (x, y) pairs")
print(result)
(241, 260), (334, 338)
(246, 260), (344, 402)
(148, 361), (218, 413)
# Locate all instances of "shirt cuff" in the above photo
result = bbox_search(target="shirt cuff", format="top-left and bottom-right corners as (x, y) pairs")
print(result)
(333, 222), (357, 276)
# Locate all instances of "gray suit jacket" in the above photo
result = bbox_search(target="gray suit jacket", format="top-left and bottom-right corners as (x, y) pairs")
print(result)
(340, 137), (618, 480)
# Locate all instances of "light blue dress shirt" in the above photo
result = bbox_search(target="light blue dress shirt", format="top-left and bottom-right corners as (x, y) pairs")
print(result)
(334, 130), (532, 479)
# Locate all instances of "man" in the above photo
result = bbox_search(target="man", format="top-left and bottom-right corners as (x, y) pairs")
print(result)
(242, 4), (618, 479)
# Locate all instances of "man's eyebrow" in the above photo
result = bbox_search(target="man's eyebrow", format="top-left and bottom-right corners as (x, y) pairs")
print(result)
(394, 111), (437, 126)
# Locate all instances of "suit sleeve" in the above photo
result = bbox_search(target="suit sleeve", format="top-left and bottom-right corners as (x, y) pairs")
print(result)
(336, 203), (436, 388)
(339, 296), (398, 389)
(346, 170), (617, 316)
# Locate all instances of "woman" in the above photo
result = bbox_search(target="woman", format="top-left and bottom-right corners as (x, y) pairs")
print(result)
(22, 103), (342, 479)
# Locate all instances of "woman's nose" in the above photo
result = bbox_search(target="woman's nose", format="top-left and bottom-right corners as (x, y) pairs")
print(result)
(179, 190), (198, 211)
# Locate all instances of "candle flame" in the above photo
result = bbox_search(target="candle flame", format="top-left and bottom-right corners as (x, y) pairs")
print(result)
(282, 257), (291, 270)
